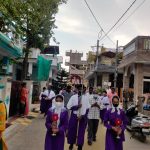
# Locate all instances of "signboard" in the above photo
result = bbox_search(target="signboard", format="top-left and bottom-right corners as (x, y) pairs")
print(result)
(42, 46), (59, 54)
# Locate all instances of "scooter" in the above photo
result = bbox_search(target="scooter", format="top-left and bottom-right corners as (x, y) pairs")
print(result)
(126, 104), (150, 142)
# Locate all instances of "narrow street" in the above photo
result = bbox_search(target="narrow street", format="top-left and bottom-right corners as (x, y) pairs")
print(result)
(6, 114), (150, 150)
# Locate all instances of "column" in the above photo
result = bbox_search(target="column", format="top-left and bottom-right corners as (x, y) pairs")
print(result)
(134, 64), (143, 103)
(102, 74), (109, 89)
(25, 80), (33, 111)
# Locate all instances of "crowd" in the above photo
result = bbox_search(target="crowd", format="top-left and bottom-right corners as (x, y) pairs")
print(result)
(39, 84), (128, 150)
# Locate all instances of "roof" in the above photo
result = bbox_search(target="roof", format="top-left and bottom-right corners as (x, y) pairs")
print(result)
(0, 32), (22, 58)
(124, 36), (150, 49)
(100, 51), (116, 58)
(118, 50), (150, 68)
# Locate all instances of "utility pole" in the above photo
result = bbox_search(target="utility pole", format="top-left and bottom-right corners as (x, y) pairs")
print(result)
(114, 40), (118, 90)
(94, 39), (99, 88)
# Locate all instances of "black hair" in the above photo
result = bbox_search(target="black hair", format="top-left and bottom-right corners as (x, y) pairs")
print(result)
(112, 96), (119, 102)
(56, 95), (64, 101)
(43, 87), (46, 90)
(103, 90), (107, 94)
(67, 85), (71, 90)
(111, 87), (115, 90)
(21, 82), (26, 87)
(89, 87), (93, 90)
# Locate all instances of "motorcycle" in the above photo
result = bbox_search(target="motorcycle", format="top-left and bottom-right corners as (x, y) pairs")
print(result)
(126, 104), (150, 142)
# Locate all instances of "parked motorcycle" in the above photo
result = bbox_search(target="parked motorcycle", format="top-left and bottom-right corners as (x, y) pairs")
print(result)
(126, 104), (150, 142)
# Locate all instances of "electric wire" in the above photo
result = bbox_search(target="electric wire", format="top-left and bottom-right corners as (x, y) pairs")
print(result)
(112, 0), (146, 33)
(100, 0), (138, 41)
(84, 0), (115, 45)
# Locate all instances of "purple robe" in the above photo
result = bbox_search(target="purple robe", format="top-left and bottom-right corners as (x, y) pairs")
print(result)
(40, 94), (47, 113)
(104, 108), (127, 150)
(45, 108), (68, 150)
(100, 108), (107, 122)
(67, 106), (88, 146)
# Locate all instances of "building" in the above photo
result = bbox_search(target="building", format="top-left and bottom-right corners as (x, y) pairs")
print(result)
(9, 47), (63, 116)
(119, 36), (150, 102)
(85, 47), (123, 91)
(0, 32), (23, 116)
(65, 50), (87, 85)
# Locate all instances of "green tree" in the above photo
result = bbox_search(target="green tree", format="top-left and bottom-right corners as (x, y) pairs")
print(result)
(0, 0), (67, 80)
(54, 69), (69, 93)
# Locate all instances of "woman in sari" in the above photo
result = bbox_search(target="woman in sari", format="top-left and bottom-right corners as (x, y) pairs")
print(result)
(0, 100), (8, 150)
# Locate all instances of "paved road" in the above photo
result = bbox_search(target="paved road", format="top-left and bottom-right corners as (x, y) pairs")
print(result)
(7, 114), (150, 150)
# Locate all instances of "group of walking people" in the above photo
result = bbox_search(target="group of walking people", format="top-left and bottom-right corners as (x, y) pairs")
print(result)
(40, 85), (127, 150)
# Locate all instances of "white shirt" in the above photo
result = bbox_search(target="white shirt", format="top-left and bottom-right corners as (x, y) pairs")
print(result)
(67, 93), (91, 116)
(100, 96), (110, 110)
(87, 93), (100, 119)
(43, 90), (55, 99)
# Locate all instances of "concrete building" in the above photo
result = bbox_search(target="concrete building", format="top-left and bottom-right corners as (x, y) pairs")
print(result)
(119, 36), (150, 102)
(65, 50), (87, 85)
(0, 32), (23, 116)
(85, 47), (123, 90)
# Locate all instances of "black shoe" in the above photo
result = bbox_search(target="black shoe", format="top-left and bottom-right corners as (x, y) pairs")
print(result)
(69, 144), (73, 150)
(78, 145), (82, 150)
(88, 141), (92, 145)
(93, 138), (96, 142)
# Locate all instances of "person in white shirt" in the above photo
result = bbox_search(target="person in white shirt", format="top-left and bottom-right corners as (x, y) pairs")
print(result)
(39, 87), (46, 114)
(67, 85), (90, 150)
(87, 87), (100, 145)
(100, 91), (110, 123)
(43, 85), (56, 116)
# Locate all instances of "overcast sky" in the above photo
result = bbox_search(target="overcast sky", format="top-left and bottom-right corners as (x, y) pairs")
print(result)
(51, 0), (150, 69)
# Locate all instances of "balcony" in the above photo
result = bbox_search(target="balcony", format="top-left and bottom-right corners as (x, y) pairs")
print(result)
(70, 69), (85, 75)
(96, 64), (115, 73)
(85, 64), (115, 79)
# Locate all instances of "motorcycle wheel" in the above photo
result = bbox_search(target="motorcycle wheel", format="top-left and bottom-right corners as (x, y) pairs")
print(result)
(139, 134), (146, 142)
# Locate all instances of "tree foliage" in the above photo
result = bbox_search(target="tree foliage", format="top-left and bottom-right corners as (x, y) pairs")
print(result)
(0, 0), (67, 79)
(53, 69), (69, 93)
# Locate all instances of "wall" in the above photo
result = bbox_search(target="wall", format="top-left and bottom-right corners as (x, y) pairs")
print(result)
(0, 76), (12, 117)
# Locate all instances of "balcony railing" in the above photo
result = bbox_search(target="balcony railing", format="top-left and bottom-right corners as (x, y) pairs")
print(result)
(70, 69), (85, 75)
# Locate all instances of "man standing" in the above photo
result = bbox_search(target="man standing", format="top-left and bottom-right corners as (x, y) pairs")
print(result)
(43, 85), (55, 115)
(67, 85), (90, 150)
(87, 87), (100, 145)
(62, 85), (73, 108)
(107, 87), (117, 104)
(100, 91), (110, 123)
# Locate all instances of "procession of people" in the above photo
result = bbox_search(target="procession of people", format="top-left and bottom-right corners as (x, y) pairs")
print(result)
(40, 84), (127, 150)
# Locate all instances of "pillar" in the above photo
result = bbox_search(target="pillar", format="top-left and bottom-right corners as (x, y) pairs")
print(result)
(134, 64), (143, 103)
(102, 74), (109, 89)
(24, 80), (33, 111)
(94, 72), (97, 88)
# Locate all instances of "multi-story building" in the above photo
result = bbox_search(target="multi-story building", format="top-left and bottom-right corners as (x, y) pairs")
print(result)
(85, 47), (123, 91)
(0, 32), (23, 116)
(119, 36), (150, 105)
(65, 50), (87, 85)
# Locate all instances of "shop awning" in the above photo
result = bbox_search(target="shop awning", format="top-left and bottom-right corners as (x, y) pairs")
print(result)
(0, 32), (22, 58)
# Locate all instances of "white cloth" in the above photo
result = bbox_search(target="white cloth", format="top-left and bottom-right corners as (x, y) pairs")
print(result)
(67, 93), (91, 116)
(100, 96), (110, 110)
(111, 105), (121, 115)
(87, 93), (100, 119)
(43, 90), (55, 99)
(39, 91), (45, 101)
(51, 95), (65, 126)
